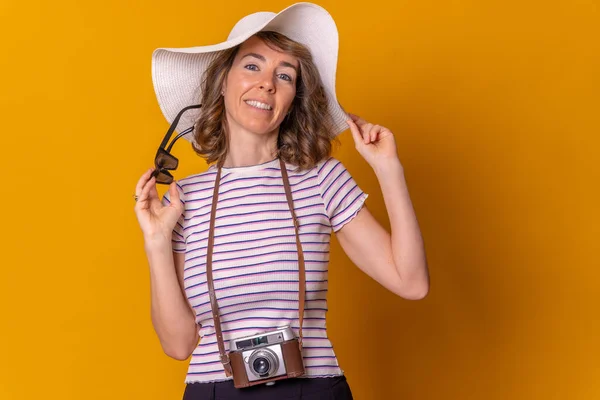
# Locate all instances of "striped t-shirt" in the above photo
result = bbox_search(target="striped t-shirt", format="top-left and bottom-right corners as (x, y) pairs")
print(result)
(161, 156), (368, 384)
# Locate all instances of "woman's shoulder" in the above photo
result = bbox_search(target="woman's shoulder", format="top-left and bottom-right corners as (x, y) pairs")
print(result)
(282, 156), (342, 179)
(314, 156), (348, 177)
(174, 167), (218, 190)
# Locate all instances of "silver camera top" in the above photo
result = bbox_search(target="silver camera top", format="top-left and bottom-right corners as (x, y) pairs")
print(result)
(230, 326), (296, 352)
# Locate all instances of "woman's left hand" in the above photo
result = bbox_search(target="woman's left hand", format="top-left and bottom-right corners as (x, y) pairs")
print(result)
(346, 113), (400, 168)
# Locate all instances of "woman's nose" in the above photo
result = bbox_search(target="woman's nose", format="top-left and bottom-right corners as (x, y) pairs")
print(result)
(258, 74), (275, 92)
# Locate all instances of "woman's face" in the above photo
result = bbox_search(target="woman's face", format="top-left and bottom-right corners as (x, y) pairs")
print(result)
(222, 36), (299, 137)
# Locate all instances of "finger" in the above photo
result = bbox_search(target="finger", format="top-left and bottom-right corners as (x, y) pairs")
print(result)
(362, 123), (374, 144)
(168, 182), (181, 208)
(348, 113), (368, 128)
(135, 167), (155, 196)
(370, 125), (381, 142)
(137, 175), (156, 205)
(147, 176), (160, 203)
(346, 119), (364, 146)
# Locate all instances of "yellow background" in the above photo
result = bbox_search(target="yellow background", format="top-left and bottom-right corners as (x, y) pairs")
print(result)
(1, 0), (598, 399)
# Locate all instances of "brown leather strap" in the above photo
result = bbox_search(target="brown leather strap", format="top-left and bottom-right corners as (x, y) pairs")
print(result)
(206, 157), (306, 375)
(278, 157), (306, 350)
(206, 159), (232, 376)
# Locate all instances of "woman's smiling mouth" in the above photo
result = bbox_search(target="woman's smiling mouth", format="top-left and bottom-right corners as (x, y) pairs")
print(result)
(245, 99), (273, 111)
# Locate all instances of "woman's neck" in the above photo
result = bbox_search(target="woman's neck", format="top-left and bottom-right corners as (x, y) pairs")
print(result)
(222, 125), (279, 168)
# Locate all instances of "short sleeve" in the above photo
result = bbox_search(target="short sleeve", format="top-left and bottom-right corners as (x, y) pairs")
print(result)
(161, 182), (187, 253)
(317, 157), (369, 233)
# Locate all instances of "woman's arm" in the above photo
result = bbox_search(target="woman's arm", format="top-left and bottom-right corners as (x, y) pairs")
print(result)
(134, 168), (199, 360)
(336, 159), (429, 300)
(146, 240), (199, 360)
(335, 114), (429, 299)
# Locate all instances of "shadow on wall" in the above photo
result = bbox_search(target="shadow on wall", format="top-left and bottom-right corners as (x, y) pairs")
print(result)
(327, 62), (536, 399)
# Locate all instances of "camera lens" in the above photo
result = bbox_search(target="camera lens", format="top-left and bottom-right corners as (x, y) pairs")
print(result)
(253, 357), (270, 374)
(248, 349), (279, 378)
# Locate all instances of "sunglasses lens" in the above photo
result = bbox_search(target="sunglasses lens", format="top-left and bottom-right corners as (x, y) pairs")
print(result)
(156, 148), (179, 170)
(153, 169), (173, 185)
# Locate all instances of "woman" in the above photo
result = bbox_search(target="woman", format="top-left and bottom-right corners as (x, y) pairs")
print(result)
(134, 3), (429, 399)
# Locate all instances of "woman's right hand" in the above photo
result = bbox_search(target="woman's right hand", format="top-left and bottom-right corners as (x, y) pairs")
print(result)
(134, 168), (184, 243)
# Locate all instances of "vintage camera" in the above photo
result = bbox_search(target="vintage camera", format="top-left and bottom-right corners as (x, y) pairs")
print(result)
(228, 326), (305, 388)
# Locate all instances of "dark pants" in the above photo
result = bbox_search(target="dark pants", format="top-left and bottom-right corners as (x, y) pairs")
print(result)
(182, 376), (353, 400)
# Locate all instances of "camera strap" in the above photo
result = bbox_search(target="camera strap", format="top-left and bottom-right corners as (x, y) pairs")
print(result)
(206, 157), (306, 377)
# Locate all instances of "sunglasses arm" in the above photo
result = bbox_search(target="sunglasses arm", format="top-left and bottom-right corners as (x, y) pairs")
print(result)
(159, 104), (201, 149)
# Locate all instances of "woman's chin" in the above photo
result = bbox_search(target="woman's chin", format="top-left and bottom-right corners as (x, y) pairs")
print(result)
(240, 122), (281, 136)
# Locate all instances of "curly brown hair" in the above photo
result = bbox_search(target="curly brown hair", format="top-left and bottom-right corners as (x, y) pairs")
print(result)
(191, 31), (340, 171)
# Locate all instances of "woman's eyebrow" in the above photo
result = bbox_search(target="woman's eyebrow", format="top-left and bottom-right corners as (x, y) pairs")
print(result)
(241, 52), (298, 73)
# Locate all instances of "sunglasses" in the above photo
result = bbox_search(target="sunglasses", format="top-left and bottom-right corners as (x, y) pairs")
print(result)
(151, 104), (202, 185)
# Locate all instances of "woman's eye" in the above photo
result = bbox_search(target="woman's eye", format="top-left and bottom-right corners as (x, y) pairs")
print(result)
(278, 74), (292, 82)
(244, 64), (259, 71)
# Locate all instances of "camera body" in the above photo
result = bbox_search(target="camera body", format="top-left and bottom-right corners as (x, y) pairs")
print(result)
(228, 326), (305, 388)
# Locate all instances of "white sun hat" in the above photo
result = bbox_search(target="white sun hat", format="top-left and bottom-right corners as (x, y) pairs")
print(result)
(151, 2), (348, 142)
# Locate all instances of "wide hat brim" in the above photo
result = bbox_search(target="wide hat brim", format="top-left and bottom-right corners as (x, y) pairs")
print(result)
(151, 2), (348, 142)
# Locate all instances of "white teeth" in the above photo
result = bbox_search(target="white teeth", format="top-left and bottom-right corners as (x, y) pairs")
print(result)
(245, 100), (272, 110)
